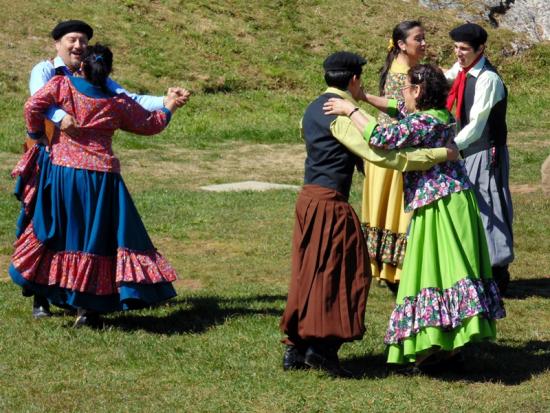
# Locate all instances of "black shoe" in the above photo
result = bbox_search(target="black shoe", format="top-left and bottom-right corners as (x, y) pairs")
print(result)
(304, 347), (353, 378)
(385, 280), (400, 296)
(32, 295), (52, 319)
(282, 345), (307, 371)
(391, 364), (422, 376)
(492, 265), (510, 296)
(73, 308), (101, 328)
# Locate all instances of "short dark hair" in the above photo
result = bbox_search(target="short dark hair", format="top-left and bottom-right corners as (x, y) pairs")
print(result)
(82, 44), (113, 93)
(408, 64), (449, 110)
(324, 70), (360, 90)
(323, 51), (365, 90)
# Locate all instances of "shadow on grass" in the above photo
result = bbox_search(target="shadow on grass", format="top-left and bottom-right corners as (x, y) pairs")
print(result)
(425, 341), (550, 385)
(506, 277), (550, 299)
(341, 340), (550, 383)
(102, 294), (286, 335)
(340, 353), (389, 379)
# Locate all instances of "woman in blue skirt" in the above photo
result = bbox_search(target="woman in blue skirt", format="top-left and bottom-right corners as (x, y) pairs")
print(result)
(10, 44), (189, 326)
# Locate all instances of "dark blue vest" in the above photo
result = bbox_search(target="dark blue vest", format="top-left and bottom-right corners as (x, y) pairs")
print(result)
(460, 59), (508, 157)
(302, 93), (361, 199)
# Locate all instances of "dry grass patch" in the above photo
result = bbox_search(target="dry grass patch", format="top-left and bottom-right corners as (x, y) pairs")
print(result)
(510, 184), (541, 194)
(121, 142), (305, 192)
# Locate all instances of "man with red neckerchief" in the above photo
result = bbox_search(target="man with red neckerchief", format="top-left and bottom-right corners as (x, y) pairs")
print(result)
(445, 23), (514, 295)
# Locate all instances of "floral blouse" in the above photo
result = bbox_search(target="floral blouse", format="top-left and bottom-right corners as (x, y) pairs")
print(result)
(25, 76), (170, 174)
(366, 100), (470, 211)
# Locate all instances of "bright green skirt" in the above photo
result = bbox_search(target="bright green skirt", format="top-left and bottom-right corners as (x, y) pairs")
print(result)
(385, 190), (506, 364)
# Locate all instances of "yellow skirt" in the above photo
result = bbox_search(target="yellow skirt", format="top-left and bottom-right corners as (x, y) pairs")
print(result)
(361, 161), (412, 283)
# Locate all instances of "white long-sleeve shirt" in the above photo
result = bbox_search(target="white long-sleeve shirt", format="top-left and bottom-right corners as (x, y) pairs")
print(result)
(445, 56), (506, 151)
(29, 56), (164, 126)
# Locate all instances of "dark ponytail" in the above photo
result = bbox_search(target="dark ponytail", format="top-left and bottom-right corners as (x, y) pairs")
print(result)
(82, 43), (113, 93)
(378, 20), (422, 96)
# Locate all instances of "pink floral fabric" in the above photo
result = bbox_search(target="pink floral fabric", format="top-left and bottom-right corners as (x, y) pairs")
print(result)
(384, 277), (506, 344)
(24, 76), (168, 173)
(11, 223), (177, 296)
(11, 144), (41, 215)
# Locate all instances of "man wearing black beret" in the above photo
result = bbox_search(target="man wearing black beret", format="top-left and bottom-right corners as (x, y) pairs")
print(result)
(25, 19), (190, 319)
(29, 20), (188, 141)
(445, 23), (514, 295)
(279, 51), (457, 377)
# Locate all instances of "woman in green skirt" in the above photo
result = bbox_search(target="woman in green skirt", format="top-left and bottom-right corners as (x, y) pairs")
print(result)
(323, 63), (505, 367)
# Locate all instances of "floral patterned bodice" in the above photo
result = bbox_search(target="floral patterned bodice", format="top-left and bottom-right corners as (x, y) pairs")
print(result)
(369, 102), (470, 211)
(378, 68), (408, 127)
(25, 76), (169, 173)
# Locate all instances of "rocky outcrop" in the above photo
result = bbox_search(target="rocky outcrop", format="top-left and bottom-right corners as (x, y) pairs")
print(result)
(418, 0), (550, 42)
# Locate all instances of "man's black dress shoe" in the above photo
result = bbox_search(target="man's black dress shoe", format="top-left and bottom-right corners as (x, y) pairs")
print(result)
(32, 295), (52, 319)
(283, 345), (307, 370)
(304, 347), (352, 378)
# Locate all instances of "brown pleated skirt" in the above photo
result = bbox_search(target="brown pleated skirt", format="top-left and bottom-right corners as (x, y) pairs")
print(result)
(280, 184), (372, 345)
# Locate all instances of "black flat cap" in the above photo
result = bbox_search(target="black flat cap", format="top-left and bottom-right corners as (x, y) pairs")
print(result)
(323, 51), (366, 73)
(449, 23), (487, 45)
(51, 20), (93, 40)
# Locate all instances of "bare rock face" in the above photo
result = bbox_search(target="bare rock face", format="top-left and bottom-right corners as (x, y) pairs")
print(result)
(418, 0), (550, 42)
(542, 155), (550, 196)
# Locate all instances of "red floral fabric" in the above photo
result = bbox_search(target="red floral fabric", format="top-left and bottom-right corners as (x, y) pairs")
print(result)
(24, 76), (168, 173)
(12, 223), (177, 296)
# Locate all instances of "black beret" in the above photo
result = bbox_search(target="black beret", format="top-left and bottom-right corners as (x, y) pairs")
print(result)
(449, 23), (487, 45)
(51, 20), (93, 41)
(323, 51), (366, 73)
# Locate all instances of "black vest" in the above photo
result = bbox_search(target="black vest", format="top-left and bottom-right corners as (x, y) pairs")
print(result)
(302, 93), (361, 199)
(460, 59), (508, 157)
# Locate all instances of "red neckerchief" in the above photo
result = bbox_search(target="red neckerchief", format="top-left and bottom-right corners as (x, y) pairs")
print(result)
(446, 54), (483, 120)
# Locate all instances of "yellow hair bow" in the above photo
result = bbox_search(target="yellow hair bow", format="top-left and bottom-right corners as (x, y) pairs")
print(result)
(387, 38), (395, 52)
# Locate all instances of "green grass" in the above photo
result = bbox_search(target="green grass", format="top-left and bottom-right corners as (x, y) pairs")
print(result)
(1, 0), (550, 411)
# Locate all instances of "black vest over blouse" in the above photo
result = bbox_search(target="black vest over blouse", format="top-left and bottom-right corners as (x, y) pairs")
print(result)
(302, 93), (361, 200)
(460, 59), (508, 157)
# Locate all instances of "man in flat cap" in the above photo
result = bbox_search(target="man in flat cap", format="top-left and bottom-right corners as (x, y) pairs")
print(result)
(25, 19), (189, 318)
(279, 51), (458, 377)
(445, 23), (514, 295)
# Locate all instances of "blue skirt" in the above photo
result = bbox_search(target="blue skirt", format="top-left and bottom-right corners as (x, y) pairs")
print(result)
(10, 145), (177, 313)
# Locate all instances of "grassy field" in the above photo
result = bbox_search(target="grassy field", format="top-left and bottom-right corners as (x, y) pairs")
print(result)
(0, 0), (549, 412)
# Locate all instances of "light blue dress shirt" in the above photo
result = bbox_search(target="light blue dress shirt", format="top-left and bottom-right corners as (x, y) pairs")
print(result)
(29, 56), (165, 126)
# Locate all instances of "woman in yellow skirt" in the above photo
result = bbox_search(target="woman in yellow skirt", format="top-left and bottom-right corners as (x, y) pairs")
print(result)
(362, 21), (427, 292)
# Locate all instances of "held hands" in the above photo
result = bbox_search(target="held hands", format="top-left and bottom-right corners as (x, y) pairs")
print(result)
(446, 141), (460, 161)
(60, 115), (79, 136)
(164, 87), (191, 112)
(323, 98), (356, 116)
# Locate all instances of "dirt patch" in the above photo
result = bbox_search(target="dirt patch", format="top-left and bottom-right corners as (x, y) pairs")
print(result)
(510, 184), (541, 194)
(509, 139), (550, 148)
(120, 142), (305, 192)
(174, 278), (203, 290)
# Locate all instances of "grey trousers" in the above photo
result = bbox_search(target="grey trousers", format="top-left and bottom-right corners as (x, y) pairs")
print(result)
(464, 145), (514, 267)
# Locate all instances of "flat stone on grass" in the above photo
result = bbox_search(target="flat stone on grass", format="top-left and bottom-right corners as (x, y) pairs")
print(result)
(200, 180), (300, 192)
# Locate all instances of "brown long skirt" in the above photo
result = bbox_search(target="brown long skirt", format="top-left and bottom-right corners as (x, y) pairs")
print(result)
(280, 184), (371, 346)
